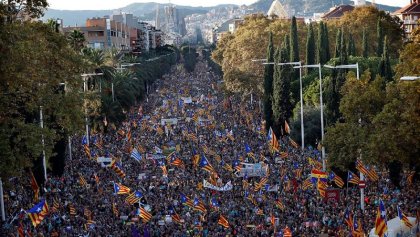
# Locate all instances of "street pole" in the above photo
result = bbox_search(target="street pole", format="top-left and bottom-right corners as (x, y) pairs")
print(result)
(112, 82), (115, 102)
(68, 135), (72, 161)
(0, 178), (5, 221)
(360, 172), (365, 210)
(298, 63), (304, 150)
(39, 106), (47, 182)
(356, 63), (359, 80)
(355, 64), (364, 211)
(316, 64), (326, 171)
(83, 77), (89, 146)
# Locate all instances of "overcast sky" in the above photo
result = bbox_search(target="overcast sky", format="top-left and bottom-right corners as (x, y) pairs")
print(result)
(48, 0), (406, 10)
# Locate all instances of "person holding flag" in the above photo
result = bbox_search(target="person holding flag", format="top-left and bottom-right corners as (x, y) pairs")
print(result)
(27, 199), (49, 227)
(375, 200), (388, 237)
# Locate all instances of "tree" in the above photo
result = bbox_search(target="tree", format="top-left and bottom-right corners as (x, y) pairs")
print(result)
(324, 71), (386, 169)
(395, 25), (420, 78)
(317, 21), (329, 64)
(181, 46), (198, 73)
(273, 35), (293, 136)
(263, 32), (275, 131)
(362, 28), (368, 58)
(306, 23), (315, 72)
(338, 6), (403, 58)
(272, 47), (281, 132)
(367, 81), (420, 184)
(376, 18), (384, 57)
(347, 34), (356, 57)
(0, 0), (48, 23)
(67, 29), (86, 52)
(0, 21), (85, 182)
(290, 16), (299, 62)
(378, 36), (393, 83)
(291, 106), (322, 147)
(323, 23), (331, 62)
(334, 28), (342, 58)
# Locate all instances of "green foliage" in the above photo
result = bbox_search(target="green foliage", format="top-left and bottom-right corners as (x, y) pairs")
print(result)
(378, 36), (393, 83)
(324, 71), (386, 169)
(67, 29), (86, 52)
(376, 18), (384, 57)
(334, 28), (342, 58)
(290, 16), (299, 62)
(290, 105), (322, 147)
(0, 21), (85, 182)
(362, 28), (368, 58)
(317, 21), (330, 64)
(325, 71), (420, 173)
(181, 46), (198, 73)
(263, 32), (274, 131)
(323, 23), (331, 62)
(272, 35), (293, 136)
(347, 34), (356, 57)
(305, 23), (316, 71)
(395, 26), (420, 78)
(337, 6), (403, 58)
(0, 0), (48, 23)
(203, 47), (222, 76)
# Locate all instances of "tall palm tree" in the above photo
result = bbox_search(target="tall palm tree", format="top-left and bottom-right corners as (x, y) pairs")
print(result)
(67, 30), (85, 52)
(105, 48), (121, 68)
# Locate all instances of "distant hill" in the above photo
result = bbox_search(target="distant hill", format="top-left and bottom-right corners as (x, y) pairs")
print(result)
(42, 2), (238, 27)
(42, 1), (400, 26)
(250, 0), (399, 16)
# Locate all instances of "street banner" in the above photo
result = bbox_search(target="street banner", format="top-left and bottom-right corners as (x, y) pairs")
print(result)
(324, 188), (340, 203)
(235, 162), (268, 177)
(203, 180), (233, 191)
(161, 118), (178, 125)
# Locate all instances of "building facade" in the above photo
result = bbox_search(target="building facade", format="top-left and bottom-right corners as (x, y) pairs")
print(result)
(393, 0), (420, 38)
(63, 14), (163, 53)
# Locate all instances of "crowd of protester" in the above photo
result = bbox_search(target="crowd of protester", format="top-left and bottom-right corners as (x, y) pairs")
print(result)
(1, 59), (418, 237)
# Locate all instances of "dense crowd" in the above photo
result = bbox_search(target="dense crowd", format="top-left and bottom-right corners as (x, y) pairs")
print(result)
(1, 59), (418, 237)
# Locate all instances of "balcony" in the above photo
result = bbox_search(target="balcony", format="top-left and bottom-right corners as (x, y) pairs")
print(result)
(404, 19), (418, 24)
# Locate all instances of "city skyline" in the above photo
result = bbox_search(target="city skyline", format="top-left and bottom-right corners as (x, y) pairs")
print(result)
(47, 0), (406, 10)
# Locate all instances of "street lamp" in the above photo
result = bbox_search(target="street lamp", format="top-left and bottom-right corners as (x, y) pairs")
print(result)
(0, 178), (4, 221)
(294, 64), (325, 170)
(324, 63), (359, 80)
(324, 62), (364, 210)
(81, 72), (103, 145)
(39, 106), (47, 182)
(400, 76), (420, 81)
(251, 59), (267, 62)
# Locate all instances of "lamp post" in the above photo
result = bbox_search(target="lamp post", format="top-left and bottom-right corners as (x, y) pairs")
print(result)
(294, 64), (325, 170)
(81, 73), (103, 146)
(39, 106), (47, 183)
(0, 178), (5, 221)
(400, 76), (420, 81)
(324, 63), (359, 80)
(324, 63), (363, 210)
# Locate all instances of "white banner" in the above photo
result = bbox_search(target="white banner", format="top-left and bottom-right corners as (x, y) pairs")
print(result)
(235, 162), (268, 178)
(203, 180), (233, 191)
(181, 97), (193, 104)
(161, 118), (178, 125)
